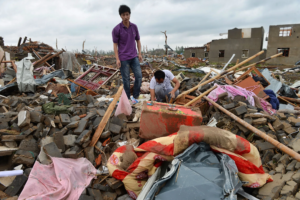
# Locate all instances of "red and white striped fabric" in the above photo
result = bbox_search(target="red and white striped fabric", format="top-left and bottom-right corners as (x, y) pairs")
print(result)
(107, 125), (272, 199)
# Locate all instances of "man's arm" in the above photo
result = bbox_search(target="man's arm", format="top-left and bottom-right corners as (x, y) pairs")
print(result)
(113, 43), (121, 68)
(169, 78), (180, 98)
(150, 89), (155, 101)
(136, 40), (143, 62)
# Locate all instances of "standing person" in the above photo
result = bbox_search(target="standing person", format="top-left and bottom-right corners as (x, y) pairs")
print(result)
(112, 5), (143, 104)
(150, 70), (180, 102)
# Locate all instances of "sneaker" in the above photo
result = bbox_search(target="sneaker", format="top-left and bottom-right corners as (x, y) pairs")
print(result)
(130, 97), (139, 105)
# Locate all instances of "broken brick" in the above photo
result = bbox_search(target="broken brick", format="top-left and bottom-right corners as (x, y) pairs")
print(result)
(43, 142), (62, 158)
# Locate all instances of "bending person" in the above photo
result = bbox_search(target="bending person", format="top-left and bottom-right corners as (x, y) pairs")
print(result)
(150, 70), (180, 102)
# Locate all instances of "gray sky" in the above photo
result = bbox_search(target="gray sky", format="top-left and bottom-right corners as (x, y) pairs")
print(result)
(1, 0), (300, 52)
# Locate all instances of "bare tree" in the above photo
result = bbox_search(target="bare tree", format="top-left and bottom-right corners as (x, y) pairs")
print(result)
(56, 38), (58, 49)
(82, 40), (86, 51)
(161, 31), (167, 55)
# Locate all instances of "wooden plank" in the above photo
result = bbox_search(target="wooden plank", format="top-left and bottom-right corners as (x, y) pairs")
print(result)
(90, 85), (123, 146)
(1, 135), (26, 142)
(0, 129), (21, 135)
(0, 146), (18, 156)
(127, 122), (140, 129)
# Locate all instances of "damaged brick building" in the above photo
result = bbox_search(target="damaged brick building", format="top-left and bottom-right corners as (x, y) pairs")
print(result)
(183, 46), (208, 59)
(266, 23), (300, 65)
(208, 27), (266, 63)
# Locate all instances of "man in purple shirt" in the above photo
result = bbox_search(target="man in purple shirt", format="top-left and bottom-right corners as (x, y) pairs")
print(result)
(112, 5), (142, 104)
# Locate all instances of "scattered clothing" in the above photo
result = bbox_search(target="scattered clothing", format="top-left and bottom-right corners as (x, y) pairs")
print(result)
(264, 90), (279, 110)
(19, 157), (96, 200)
(107, 125), (272, 199)
(207, 84), (276, 115)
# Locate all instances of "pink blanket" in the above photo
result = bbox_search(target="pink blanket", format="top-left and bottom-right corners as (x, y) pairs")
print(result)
(19, 157), (97, 200)
(207, 84), (276, 115)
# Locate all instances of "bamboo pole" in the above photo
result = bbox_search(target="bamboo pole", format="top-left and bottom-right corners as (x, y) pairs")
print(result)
(184, 85), (217, 106)
(235, 59), (239, 65)
(199, 70), (212, 84)
(176, 50), (264, 100)
(279, 96), (300, 104)
(203, 95), (300, 161)
(90, 85), (124, 146)
(234, 52), (283, 73)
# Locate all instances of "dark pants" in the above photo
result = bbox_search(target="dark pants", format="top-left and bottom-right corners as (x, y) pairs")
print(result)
(120, 57), (142, 99)
(155, 85), (179, 102)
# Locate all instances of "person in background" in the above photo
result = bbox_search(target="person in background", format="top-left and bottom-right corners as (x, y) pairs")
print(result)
(112, 5), (142, 104)
(150, 70), (180, 102)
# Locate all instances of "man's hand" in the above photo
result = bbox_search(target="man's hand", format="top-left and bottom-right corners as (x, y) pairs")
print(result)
(138, 54), (143, 62)
(116, 59), (121, 69)
(169, 90), (175, 99)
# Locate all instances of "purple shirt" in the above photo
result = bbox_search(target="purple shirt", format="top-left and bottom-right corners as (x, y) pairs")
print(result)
(112, 22), (140, 61)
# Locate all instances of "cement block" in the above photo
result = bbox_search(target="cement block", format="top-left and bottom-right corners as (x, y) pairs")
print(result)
(74, 119), (89, 135)
(64, 146), (82, 159)
(4, 175), (27, 196)
(23, 126), (38, 136)
(66, 121), (79, 129)
(71, 116), (80, 122)
(261, 149), (274, 165)
(79, 194), (94, 200)
(30, 111), (44, 123)
(109, 123), (122, 134)
(19, 138), (39, 154)
(231, 105), (247, 115)
(102, 192), (117, 200)
(87, 188), (103, 200)
(252, 118), (267, 125)
(84, 146), (95, 163)
(53, 131), (65, 152)
(75, 130), (92, 145)
(287, 160), (298, 171)
(273, 118), (284, 131)
(37, 136), (53, 163)
(256, 142), (275, 151)
(282, 171), (295, 182)
(12, 150), (37, 167)
(43, 142), (62, 158)
(281, 181), (298, 196)
(17, 110), (30, 128)
(279, 154), (291, 167)
(258, 173), (285, 199)
(60, 114), (71, 125)
(106, 177), (123, 189)
(63, 135), (77, 146)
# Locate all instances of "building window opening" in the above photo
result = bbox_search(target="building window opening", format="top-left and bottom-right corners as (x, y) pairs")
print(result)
(242, 50), (249, 58)
(219, 50), (225, 58)
(204, 52), (209, 58)
(277, 48), (290, 57)
(191, 53), (195, 57)
(279, 27), (292, 37)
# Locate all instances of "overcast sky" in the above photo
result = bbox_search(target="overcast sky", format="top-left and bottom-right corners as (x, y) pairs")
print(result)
(1, 0), (300, 52)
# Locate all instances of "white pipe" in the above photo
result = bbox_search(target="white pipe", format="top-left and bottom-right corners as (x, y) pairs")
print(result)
(221, 54), (235, 72)
(0, 170), (23, 177)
